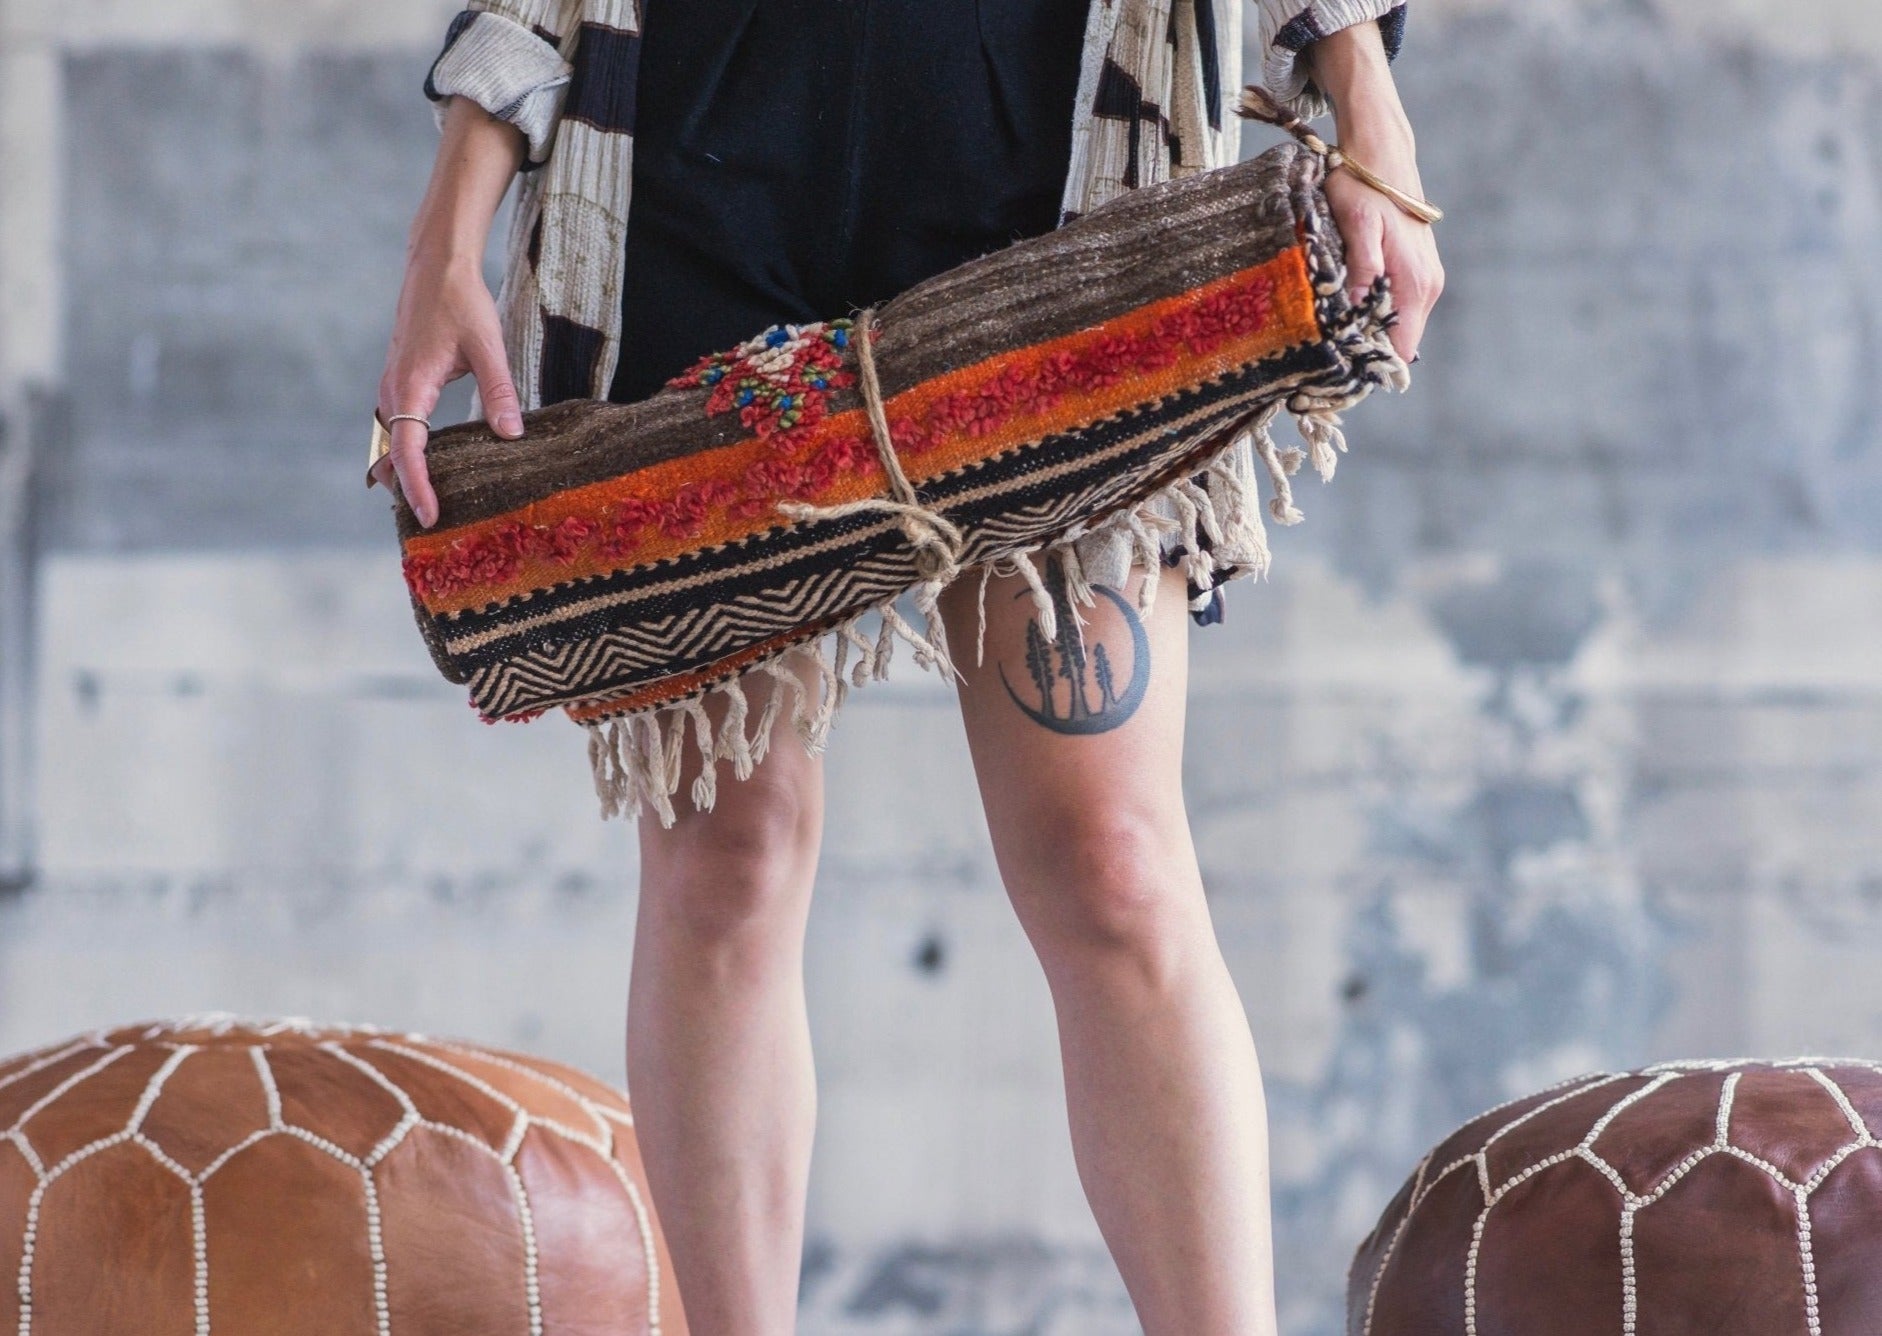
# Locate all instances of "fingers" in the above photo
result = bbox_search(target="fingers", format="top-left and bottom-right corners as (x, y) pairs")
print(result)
(1338, 198), (1388, 310)
(373, 260), (519, 527)
(1325, 168), (1445, 365)
(466, 329), (526, 440)
(1378, 217), (1445, 364)
(378, 375), (444, 529)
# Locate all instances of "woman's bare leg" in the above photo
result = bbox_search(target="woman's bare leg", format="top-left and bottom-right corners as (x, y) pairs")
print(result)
(626, 662), (826, 1335)
(937, 559), (1279, 1335)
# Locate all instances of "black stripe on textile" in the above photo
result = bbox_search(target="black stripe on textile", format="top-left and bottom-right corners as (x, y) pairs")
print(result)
(1379, 4), (1408, 60)
(1092, 57), (1142, 119)
(1194, 0), (1222, 130)
(437, 343), (1338, 672)
(1273, 9), (1327, 52)
(562, 23), (642, 135)
(1276, 6), (1404, 61)
(538, 314), (609, 406)
(1093, 57), (1144, 185)
(1090, 57), (1178, 186)
(421, 9), (478, 102)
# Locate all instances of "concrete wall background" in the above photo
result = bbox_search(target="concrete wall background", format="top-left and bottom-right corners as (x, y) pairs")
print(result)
(2, 0), (1880, 1330)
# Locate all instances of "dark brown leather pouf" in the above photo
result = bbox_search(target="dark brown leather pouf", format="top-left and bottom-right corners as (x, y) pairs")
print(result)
(1349, 1057), (1882, 1336)
(0, 1015), (686, 1335)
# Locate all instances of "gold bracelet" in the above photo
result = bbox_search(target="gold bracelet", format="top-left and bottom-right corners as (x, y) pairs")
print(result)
(1323, 147), (1444, 224)
(1235, 85), (1444, 225)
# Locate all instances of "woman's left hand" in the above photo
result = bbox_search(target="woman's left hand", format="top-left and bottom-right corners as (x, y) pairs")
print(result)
(1309, 24), (1444, 363)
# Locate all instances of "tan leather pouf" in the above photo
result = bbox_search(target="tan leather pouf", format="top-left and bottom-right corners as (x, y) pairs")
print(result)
(0, 1015), (685, 1335)
(1348, 1057), (1882, 1336)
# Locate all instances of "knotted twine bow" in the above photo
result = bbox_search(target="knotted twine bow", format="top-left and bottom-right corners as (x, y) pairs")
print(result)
(773, 306), (968, 586)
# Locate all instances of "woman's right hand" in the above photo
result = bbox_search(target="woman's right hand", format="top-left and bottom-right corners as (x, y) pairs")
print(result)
(373, 250), (524, 528)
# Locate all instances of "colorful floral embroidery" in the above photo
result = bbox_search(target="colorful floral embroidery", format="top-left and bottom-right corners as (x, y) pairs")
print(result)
(666, 320), (857, 443)
(404, 257), (1301, 608)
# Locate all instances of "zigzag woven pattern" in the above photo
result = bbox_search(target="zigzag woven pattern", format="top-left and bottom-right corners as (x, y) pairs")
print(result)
(390, 139), (1405, 823)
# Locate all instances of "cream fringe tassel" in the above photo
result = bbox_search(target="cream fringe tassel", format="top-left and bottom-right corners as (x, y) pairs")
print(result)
(587, 285), (1409, 826)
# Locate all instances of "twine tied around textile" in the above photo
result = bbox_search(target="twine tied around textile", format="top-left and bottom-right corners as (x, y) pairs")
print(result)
(1235, 85), (1444, 225)
(773, 306), (968, 584)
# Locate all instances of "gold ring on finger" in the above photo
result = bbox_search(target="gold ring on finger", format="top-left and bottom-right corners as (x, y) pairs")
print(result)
(367, 411), (393, 488)
(367, 411), (432, 488)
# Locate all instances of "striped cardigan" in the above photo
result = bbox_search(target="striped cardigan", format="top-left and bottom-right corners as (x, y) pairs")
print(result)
(422, 0), (1405, 617)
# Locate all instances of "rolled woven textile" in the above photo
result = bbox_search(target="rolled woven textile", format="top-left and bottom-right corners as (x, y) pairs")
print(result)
(391, 133), (1406, 824)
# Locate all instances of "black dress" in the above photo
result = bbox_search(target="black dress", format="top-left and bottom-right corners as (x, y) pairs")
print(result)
(607, 0), (1092, 404)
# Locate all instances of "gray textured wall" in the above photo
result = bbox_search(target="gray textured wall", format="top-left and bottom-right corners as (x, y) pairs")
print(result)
(2, 1), (1881, 1331)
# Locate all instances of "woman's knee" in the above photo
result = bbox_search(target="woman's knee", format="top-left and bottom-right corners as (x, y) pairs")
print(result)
(999, 800), (1201, 967)
(638, 764), (822, 941)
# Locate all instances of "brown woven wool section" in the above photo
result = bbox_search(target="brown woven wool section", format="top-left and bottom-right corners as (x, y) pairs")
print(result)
(390, 138), (1406, 824)
(0, 1017), (685, 1336)
(1347, 1058), (1882, 1336)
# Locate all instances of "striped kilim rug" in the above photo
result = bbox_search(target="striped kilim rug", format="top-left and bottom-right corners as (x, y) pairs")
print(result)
(392, 132), (1407, 825)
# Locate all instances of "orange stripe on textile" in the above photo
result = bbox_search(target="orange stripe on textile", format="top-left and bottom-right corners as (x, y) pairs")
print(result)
(405, 247), (1321, 617)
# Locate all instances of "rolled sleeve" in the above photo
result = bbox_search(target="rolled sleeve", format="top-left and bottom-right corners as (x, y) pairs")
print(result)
(1255, 0), (1408, 120)
(424, 9), (574, 166)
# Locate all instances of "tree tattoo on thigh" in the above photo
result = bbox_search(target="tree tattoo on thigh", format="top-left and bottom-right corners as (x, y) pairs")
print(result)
(997, 555), (1150, 734)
